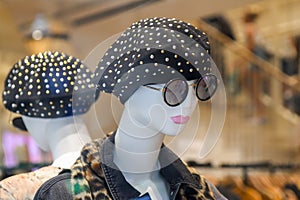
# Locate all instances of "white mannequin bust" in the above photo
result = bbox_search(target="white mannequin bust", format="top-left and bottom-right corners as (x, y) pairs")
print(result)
(22, 115), (91, 169)
(113, 81), (197, 200)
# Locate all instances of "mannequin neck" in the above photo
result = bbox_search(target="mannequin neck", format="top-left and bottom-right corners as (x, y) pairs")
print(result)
(113, 108), (165, 173)
(113, 128), (164, 174)
(46, 117), (91, 169)
(113, 108), (169, 199)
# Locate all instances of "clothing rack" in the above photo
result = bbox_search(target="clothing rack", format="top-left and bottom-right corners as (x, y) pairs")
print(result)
(187, 160), (300, 184)
(188, 160), (300, 199)
(187, 160), (300, 171)
(220, 162), (300, 185)
(186, 161), (213, 168)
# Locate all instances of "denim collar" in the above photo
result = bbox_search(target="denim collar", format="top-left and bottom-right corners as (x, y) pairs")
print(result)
(100, 132), (202, 199)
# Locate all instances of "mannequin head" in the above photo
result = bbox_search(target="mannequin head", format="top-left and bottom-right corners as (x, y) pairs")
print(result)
(124, 80), (198, 137)
(21, 116), (52, 151)
(2, 51), (97, 166)
(22, 115), (89, 151)
(94, 18), (217, 136)
(21, 114), (91, 164)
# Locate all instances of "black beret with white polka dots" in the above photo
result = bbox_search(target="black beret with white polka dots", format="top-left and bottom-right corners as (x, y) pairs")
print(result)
(2, 51), (97, 118)
(94, 17), (213, 104)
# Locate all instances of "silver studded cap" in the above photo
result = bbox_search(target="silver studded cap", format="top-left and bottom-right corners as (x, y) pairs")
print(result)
(2, 51), (97, 119)
(94, 17), (214, 104)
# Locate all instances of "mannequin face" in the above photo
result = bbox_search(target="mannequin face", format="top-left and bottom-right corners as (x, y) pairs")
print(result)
(22, 116), (51, 151)
(124, 81), (198, 137)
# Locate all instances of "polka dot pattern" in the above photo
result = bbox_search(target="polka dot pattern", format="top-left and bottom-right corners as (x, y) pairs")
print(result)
(94, 17), (214, 104)
(2, 51), (97, 118)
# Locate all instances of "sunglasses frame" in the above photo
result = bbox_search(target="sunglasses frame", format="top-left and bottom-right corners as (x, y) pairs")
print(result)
(194, 74), (218, 101)
(144, 74), (218, 107)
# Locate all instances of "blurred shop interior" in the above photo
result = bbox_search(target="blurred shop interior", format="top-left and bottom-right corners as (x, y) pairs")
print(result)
(2, 0), (300, 198)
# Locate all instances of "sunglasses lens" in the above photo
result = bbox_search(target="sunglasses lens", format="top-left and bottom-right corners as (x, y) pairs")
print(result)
(164, 79), (188, 106)
(196, 75), (218, 101)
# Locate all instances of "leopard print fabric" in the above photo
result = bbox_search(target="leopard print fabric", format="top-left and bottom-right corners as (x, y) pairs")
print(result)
(71, 139), (111, 200)
(177, 166), (216, 200)
(175, 179), (216, 200)
(70, 138), (216, 200)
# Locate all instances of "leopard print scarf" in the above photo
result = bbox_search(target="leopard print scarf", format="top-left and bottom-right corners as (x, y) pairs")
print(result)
(70, 137), (216, 200)
(70, 138), (111, 200)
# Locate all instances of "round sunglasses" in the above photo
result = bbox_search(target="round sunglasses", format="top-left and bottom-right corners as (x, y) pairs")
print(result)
(144, 74), (218, 106)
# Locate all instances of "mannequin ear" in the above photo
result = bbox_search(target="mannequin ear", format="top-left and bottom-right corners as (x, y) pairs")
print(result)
(12, 117), (27, 131)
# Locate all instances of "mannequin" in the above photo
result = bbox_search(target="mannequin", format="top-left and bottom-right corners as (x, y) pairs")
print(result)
(33, 17), (226, 200)
(1, 51), (97, 200)
(0, 116), (92, 200)
(113, 82), (198, 199)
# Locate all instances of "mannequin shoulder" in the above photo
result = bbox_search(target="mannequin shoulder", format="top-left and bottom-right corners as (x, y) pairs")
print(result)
(32, 165), (63, 180)
(0, 166), (62, 200)
(33, 169), (73, 200)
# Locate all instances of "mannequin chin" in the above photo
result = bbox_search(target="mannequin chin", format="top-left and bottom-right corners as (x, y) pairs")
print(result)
(124, 81), (198, 137)
(22, 115), (91, 169)
(22, 116), (52, 151)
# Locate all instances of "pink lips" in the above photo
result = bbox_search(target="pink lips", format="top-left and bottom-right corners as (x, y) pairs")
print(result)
(171, 115), (190, 124)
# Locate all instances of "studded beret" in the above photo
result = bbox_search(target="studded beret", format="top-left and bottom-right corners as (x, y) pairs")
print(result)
(2, 51), (98, 122)
(94, 17), (214, 104)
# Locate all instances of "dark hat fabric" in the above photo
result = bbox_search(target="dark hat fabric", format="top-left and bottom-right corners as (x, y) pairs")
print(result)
(94, 17), (214, 104)
(2, 51), (97, 122)
(11, 117), (27, 131)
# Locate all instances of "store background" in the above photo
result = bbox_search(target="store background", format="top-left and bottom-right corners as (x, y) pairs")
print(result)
(1, 0), (300, 191)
